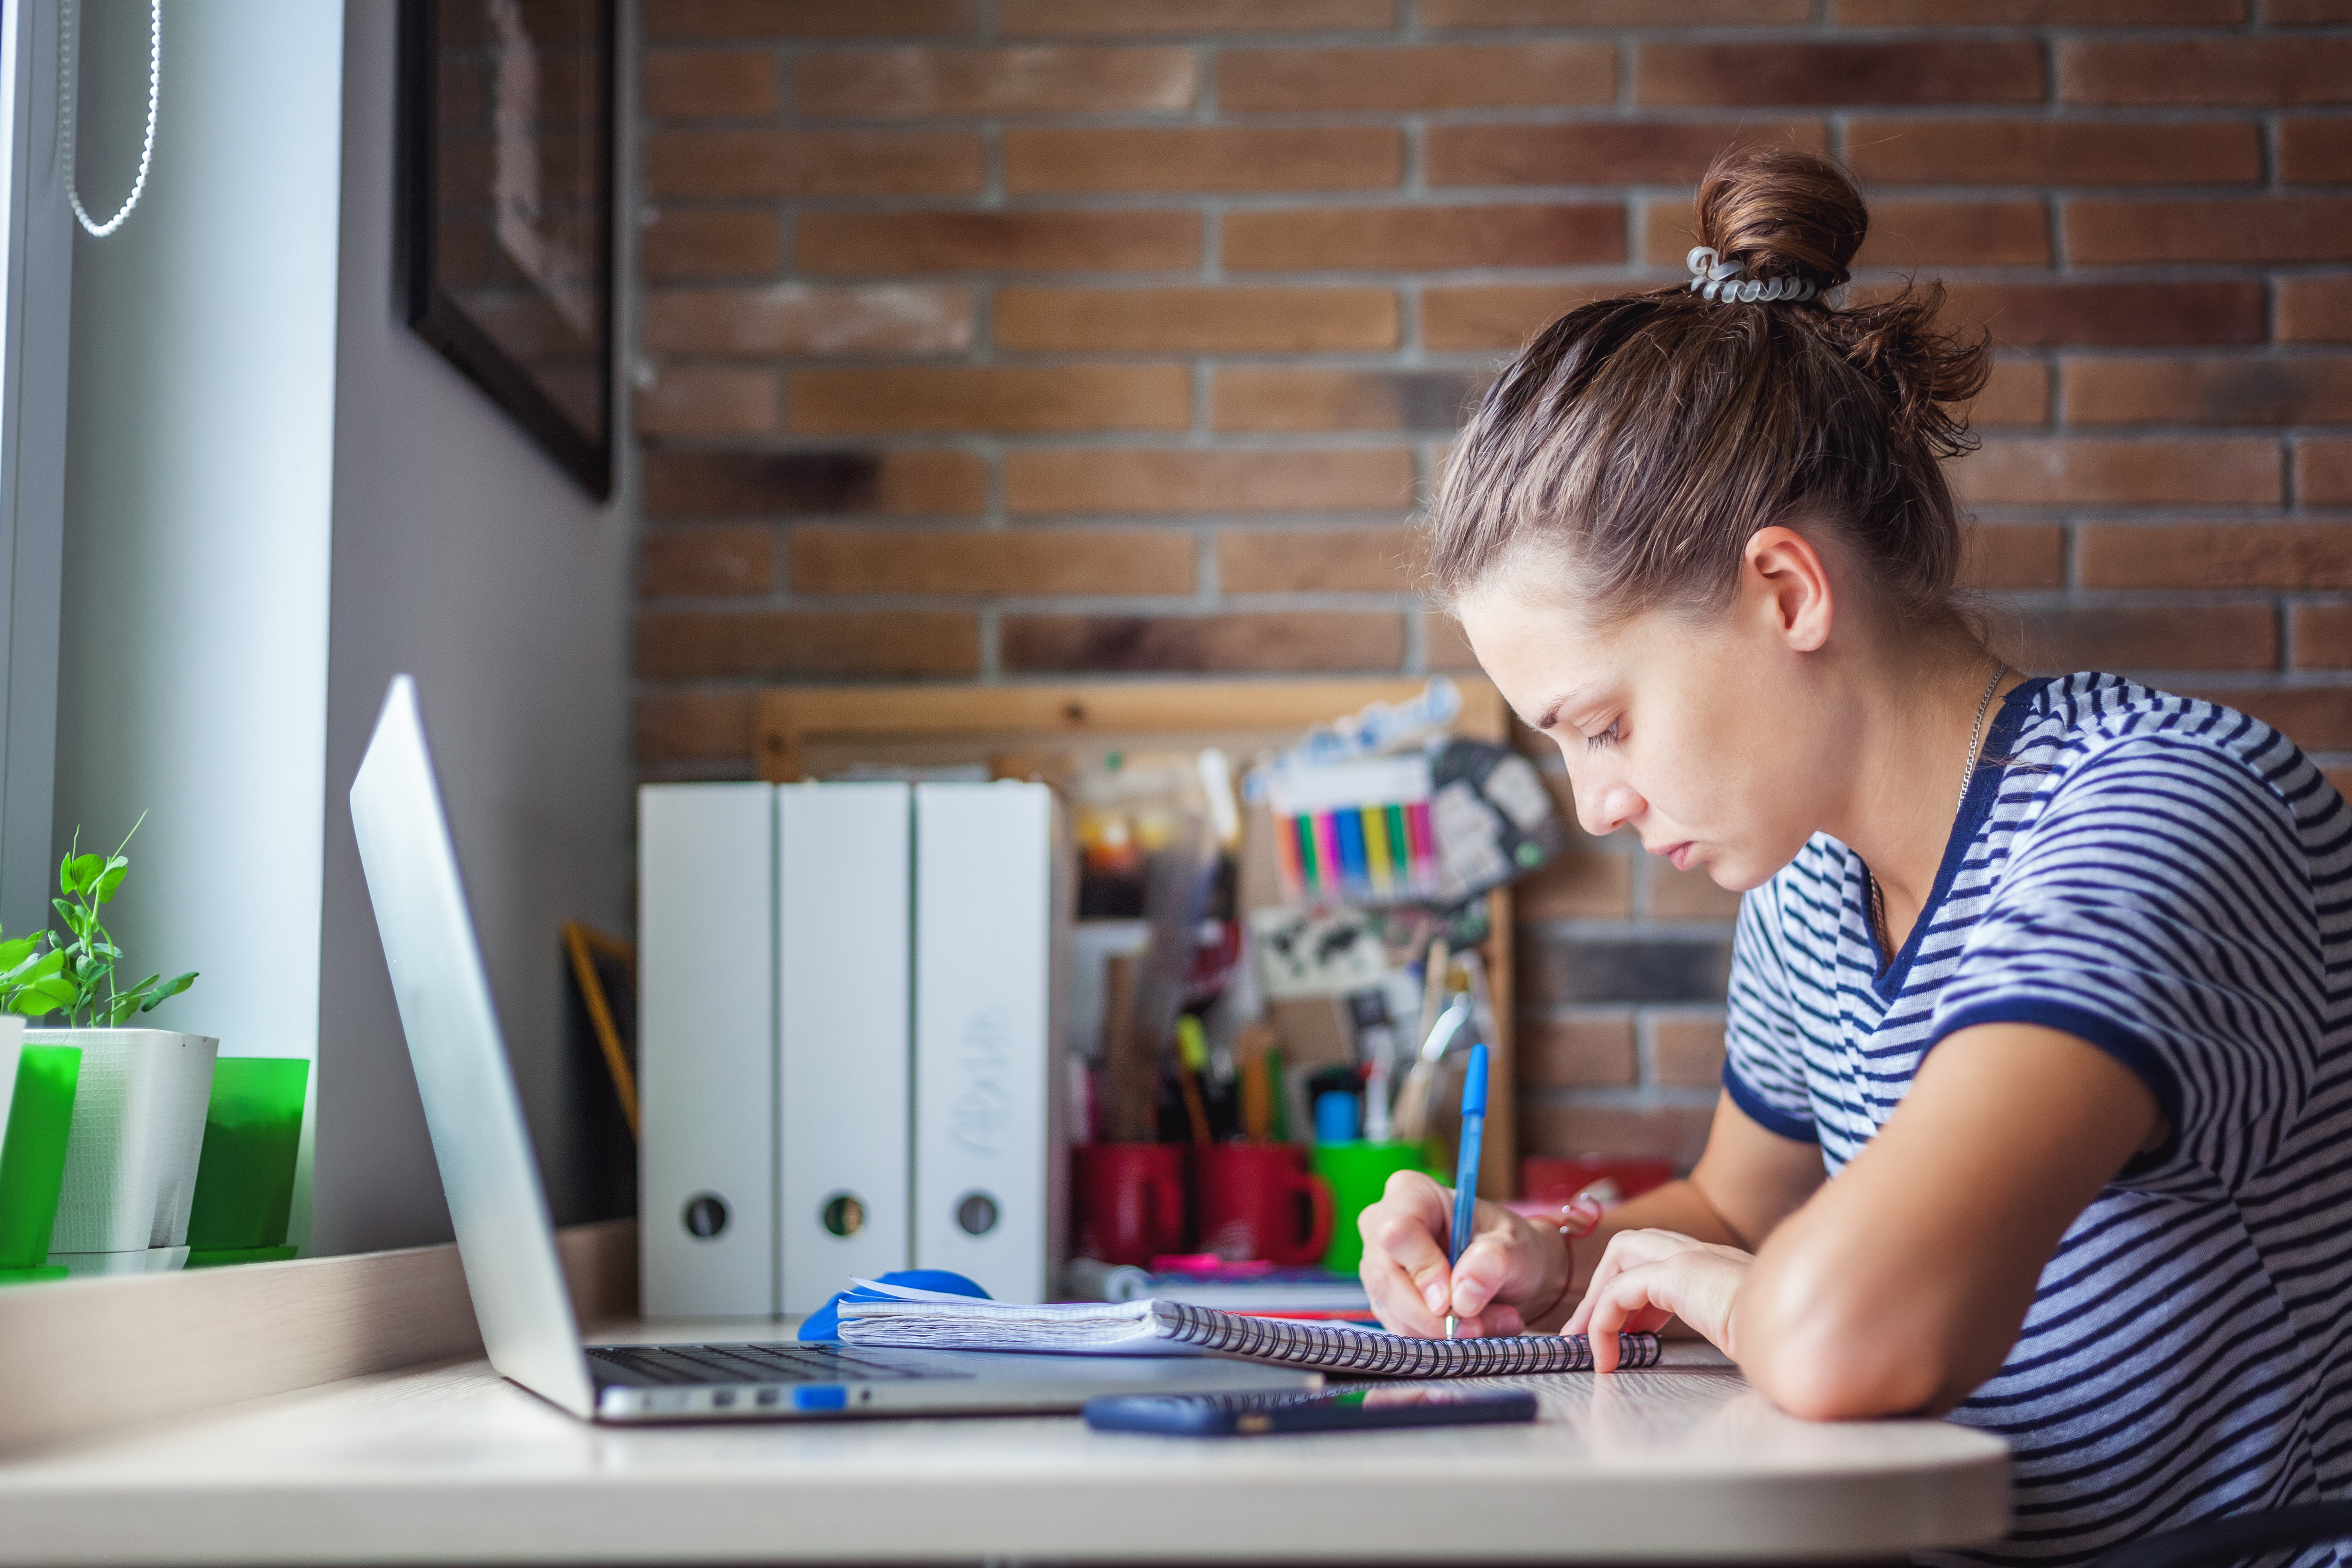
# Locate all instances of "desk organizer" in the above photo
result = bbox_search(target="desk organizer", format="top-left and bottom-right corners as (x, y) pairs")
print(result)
(36, 1029), (218, 1260)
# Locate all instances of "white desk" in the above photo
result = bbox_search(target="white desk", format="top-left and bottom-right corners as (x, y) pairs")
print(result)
(0, 1336), (2007, 1563)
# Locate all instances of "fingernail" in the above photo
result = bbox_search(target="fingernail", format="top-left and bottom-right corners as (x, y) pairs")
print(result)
(1424, 1281), (1448, 1312)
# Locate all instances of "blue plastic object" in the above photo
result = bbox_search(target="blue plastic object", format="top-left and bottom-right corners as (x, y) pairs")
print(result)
(797, 1268), (992, 1342)
(1314, 1090), (1361, 1144)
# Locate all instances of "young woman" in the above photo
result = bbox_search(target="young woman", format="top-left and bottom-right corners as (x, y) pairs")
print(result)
(1358, 150), (2352, 1564)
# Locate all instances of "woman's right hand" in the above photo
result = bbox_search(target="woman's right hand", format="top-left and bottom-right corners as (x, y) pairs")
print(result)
(1356, 1170), (1576, 1338)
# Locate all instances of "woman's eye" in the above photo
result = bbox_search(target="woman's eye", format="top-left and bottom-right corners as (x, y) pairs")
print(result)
(1585, 720), (1621, 753)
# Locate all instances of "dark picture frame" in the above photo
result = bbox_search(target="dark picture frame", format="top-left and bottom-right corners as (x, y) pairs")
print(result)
(397, 0), (617, 501)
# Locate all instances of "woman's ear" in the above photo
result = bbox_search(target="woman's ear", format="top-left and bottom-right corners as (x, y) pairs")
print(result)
(1742, 526), (1834, 653)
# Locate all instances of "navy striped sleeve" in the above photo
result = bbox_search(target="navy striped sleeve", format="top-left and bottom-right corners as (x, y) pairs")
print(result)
(1724, 877), (1819, 1143)
(1927, 735), (2321, 1193)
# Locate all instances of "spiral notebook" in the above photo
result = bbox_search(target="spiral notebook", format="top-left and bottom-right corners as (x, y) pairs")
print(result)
(835, 1281), (1661, 1378)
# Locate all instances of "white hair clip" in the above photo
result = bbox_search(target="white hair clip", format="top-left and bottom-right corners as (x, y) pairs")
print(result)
(1686, 246), (1818, 304)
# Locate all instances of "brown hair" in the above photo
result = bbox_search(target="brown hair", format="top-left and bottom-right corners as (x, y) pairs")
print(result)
(1426, 148), (1991, 628)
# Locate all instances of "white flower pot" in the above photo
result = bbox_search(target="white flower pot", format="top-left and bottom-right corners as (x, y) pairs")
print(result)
(0, 1013), (25, 1132)
(34, 1029), (218, 1254)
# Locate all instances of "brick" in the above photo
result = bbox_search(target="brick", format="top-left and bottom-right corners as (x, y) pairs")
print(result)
(2270, 0), (2352, 18)
(642, 211), (781, 281)
(1955, 438), (2283, 506)
(646, 131), (983, 199)
(636, 691), (753, 765)
(636, 366), (779, 438)
(1003, 127), (1401, 195)
(1000, 0), (1396, 31)
(798, 211), (1199, 274)
(636, 610), (980, 680)
(1847, 119), (2261, 187)
(788, 526), (1193, 595)
(645, 1), (974, 39)
(644, 285), (976, 356)
(640, 527), (775, 598)
(2305, 439), (2352, 505)
(1521, 1018), (1637, 1091)
(1651, 1017), (1727, 1089)
(1005, 449), (1416, 514)
(2081, 523), (2352, 590)
(1001, 612), (1405, 673)
(1971, 361), (2051, 429)
(2060, 39), (2352, 105)
(1425, 0), (1808, 20)
(2069, 199), (2352, 265)
(1651, 862), (1741, 920)
(1517, 1104), (1712, 1170)
(1964, 524), (2067, 589)
(2024, 605), (2278, 671)
(794, 47), (1196, 116)
(643, 49), (779, 118)
(1428, 121), (1826, 189)
(1424, 610), (1482, 671)
(1637, 42), (2043, 108)
(1837, 0), (2242, 17)
(1212, 369), (1488, 432)
(1224, 204), (1622, 272)
(643, 450), (989, 518)
(1421, 280), (1657, 350)
(1516, 847), (1634, 920)
(1929, 281), (2266, 347)
(2281, 280), (2352, 346)
(1523, 936), (1733, 1004)
(993, 287), (1398, 352)
(2281, 120), (2352, 185)
(1218, 45), (1613, 113)
(2293, 604), (2352, 669)
(2067, 356), (2352, 427)
(1216, 526), (1421, 593)
(786, 365), (1190, 434)
(2181, 685), (2352, 749)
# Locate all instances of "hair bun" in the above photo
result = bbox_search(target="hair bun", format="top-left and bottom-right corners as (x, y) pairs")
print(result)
(1693, 148), (1867, 291)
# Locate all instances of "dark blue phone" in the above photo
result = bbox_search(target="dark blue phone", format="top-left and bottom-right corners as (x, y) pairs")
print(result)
(1083, 1385), (1538, 1437)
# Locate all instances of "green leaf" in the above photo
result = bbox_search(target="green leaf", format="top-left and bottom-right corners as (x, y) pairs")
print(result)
(0, 935), (38, 970)
(93, 858), (128, 903)
(63, 853), (103, 895)
(142, 971), (197, 1010)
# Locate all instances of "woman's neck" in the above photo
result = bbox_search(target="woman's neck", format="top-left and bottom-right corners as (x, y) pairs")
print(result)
(1824, 638), (2018, 950)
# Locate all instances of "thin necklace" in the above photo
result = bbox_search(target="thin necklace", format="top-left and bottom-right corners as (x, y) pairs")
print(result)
(1867, 661), (2008, 958)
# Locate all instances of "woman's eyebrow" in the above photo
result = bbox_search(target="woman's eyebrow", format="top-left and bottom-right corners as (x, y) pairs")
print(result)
(1526, 683), (1595, 732)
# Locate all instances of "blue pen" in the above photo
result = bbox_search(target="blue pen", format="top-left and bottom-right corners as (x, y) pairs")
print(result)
(1444, 1041), (1489, 1339)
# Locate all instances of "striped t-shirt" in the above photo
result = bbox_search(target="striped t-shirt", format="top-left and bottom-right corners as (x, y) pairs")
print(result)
(1725, 672), (2352, 1566)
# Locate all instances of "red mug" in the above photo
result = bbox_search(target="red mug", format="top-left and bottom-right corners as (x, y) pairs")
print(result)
(1191, 1144), (1335, 1266)
(1071, 1144), (1189, 1265)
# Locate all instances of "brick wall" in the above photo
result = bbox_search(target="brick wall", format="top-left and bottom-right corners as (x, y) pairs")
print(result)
(632, 0), (2352, 1170)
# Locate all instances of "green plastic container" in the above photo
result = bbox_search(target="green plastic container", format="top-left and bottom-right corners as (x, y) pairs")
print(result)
(0, 1045), (82, 1272)
(185, 1057), (309, 1252)
(1312, 1139), (1437, 1275)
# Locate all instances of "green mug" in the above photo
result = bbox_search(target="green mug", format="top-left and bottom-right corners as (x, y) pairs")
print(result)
(1311, 1140), (1434, 1274)
(0, 1043), (83, 1272)
(186, 1057), (310, 1256)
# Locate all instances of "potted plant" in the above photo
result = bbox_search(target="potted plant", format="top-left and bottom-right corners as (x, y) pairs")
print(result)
(3, 824), (207, 1269)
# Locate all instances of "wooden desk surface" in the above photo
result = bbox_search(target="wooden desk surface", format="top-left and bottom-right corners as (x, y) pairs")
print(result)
(0, 1336), (2008, 1564)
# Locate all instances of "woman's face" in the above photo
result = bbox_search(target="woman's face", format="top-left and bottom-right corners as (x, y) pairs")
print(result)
(1457, 534), (1851, 892)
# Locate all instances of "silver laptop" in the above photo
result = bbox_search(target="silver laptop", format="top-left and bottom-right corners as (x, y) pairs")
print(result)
(348, 675), (1319, 1422)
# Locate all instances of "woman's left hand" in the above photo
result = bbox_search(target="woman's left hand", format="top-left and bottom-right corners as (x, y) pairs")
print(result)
(1563, 1228), (1754, 1371)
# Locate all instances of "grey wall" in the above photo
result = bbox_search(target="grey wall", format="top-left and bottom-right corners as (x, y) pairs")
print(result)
(308, 0), (633, 1255)
(54, 0), (344, 1164)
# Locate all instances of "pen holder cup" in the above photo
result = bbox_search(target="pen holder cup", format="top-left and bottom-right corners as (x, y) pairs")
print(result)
(186, 1056), (311, 1256)
(1191, 1143), (1333, 1267)
(1311, 1141), (1433, 1274)
(0, 1020), (82, 1274)
(1071, 1143), (1189, 1266)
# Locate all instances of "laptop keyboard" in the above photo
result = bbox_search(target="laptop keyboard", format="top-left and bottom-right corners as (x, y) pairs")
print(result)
(586, 1341), (933, 1388)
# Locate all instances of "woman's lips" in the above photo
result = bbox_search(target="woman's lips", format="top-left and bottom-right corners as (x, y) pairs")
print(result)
(1663, 842), (1698, 871)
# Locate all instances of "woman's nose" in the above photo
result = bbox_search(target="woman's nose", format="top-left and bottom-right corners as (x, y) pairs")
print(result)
(1577, 777), (1642, 839)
